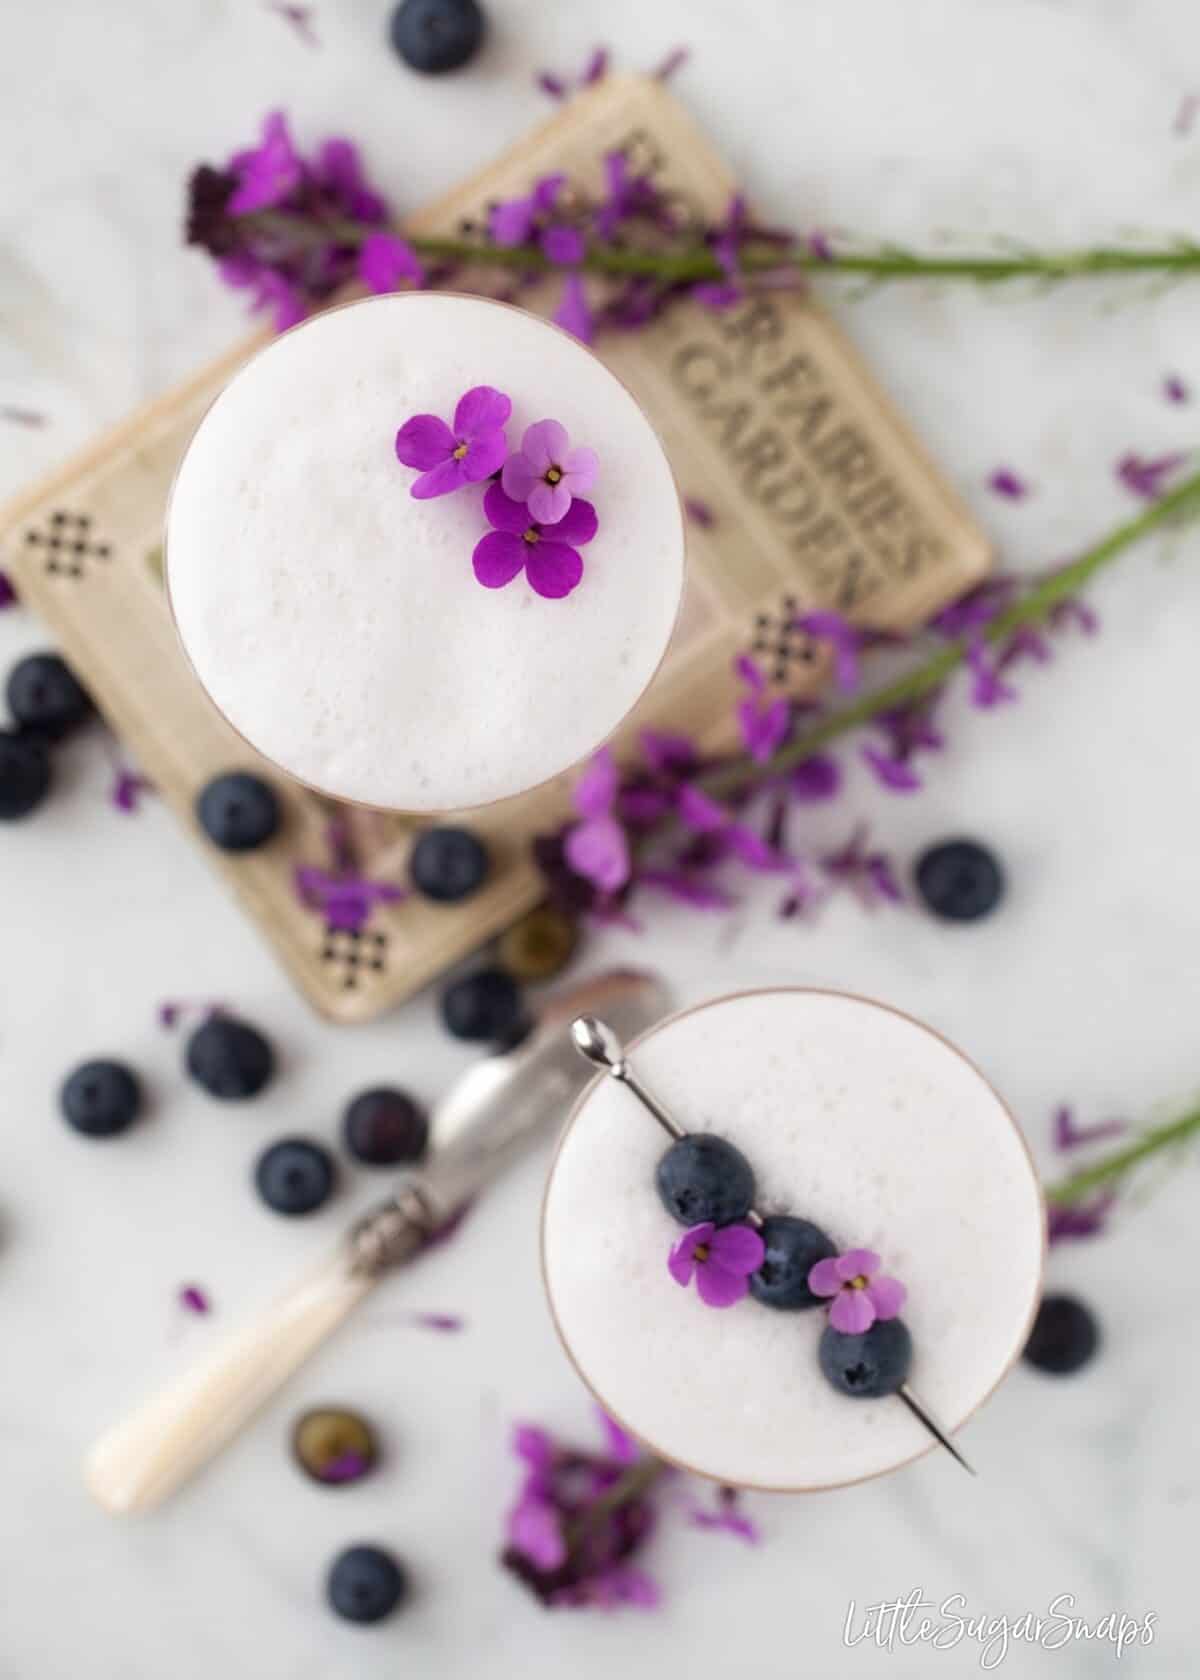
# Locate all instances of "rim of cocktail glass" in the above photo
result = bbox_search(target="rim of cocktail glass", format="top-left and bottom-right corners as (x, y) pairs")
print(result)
(539, 985), (1049, 1495)
(163, 290), (688, 818)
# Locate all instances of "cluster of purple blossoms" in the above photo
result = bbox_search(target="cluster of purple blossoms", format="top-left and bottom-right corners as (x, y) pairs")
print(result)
(394, 387), (600, 599)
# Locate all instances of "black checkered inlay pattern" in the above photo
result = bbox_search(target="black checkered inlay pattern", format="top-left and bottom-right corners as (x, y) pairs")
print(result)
(320, 926), (388, 991)
(750, 595), (818, 684)
(22, 510), (112, 579)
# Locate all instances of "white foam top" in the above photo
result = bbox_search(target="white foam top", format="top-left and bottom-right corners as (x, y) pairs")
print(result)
(167, 294), (684, 811)
(543, 990), (1044, 1491)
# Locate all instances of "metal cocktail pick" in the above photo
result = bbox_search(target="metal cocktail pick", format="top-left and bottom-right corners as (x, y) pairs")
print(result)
(571, 1014), (975, 1477)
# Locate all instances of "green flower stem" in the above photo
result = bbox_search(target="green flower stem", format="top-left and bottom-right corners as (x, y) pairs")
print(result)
(251, 212), (1200, 287)
(700, 462), (1200, 798)
(1045, 1104), (1200, 1206)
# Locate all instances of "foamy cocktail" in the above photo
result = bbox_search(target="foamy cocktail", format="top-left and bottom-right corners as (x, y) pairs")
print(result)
(167, 294), (684, 812)
(544, 989), (1045, 1491)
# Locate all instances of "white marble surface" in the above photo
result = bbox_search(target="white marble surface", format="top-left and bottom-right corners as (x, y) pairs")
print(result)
(2, 1), (1199, 1675)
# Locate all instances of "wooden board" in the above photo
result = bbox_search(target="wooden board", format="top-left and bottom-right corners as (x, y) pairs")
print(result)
(0, 74), (990, 1023)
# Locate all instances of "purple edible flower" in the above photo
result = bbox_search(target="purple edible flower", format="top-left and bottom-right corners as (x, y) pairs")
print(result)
(294, 865), (406, 932)
(861, 745), (922, 792)
(319, 1451), (370, 1484)
(490, 173), (569, 250)
(265, 2), (318, 46)
(396, 385), (512, 499)
(1, 406), (47, 428)
(795, 610), (863, 692)
(358, 230), (424, 293)
(502, 420), (599, 523)
(965, 637), (1017, 708)
(639, 868), (733, 910)
(1052, 1105), (1127, 1152)
(0, 570), (17, 610)
(554, 274), (595, 343)
(535, 70), (569, 100)
(1164, 374), (1189, 404)
(808, 1248), (906, 1334)
(821, 825), (902, 907)
(987, 467), (1031, 501)
(689, 1485), (760, 1545)
(789, 754), (841, 802)
(227, 110), (304, 214)
(1047, 1192), (1118, 1246)
(473, 482), (596, 599)
(861, 698), (944, 793)
(111, 766), (153, 813)
(677, 785), (785, 872)
(178, 1284), (211, 1316)
(683, 496), (716, 528)
(735, 654), (791, 763)
(581, 46), (609, 85)
(563, 748), (631, 894)
(668, 1221), (765, 1308)
(653, 45), (690, 82)
(1116, 451), (1187, 500)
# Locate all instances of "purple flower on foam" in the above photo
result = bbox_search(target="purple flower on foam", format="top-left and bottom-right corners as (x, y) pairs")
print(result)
(1165, 374), (1189, 404)
(735, 654), (791, 763)
(668, 1221), (765, 1309)
(795, 610), (863, 692)
(0, 570), (17, 610)
(294, 865), (406, 931)
(564, 748), (631, 894)
(808, 1248), (906, 1335)
(554, 273), (595, 343)
(1117, 451), (1187, 500)
(689, 1486), (760, 1545)
(966, 637), (1017, 707)
(358, 230), (424, 293)
(1047, 1192), (1118, 1246)
(396, 386), (512, 500)
(987, 467), (1031, 501)
(502, 419), (599, 523)
(1052, 1105), (1127, 1152)
(474, 482), (596, 599)
(227, 110), (304, 213)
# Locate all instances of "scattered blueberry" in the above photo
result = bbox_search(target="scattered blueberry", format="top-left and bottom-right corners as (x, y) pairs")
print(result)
(293, 1407), (378, 1486)
(60, 1059), (142, 1138)
(914, 838), (1004, 922)
(255, 1137), (336, 1216)
(327, 1544), (409, 1624)
(819, 1318), (912, 1398)
(6, 652), (92, 741)
(440, 967), (528, 1045)
(0, 729), (50, 820)
(343, 1087), (428, 1166)
(196, 771), (281, 853)
(1022, 1293), (1099, 1375)
(497, 904), (578, 983)
(655, 1134), (756, 1228)
(389, 0), (485, 74)
(749, 1215), (837, 1310)
(409, 826), (489, 902)
(186, 1015), (275, 1101)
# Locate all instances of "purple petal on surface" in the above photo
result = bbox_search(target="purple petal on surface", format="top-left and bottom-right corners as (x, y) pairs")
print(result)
(572, 747), (619, 819)
(531, 173), (567, 214)
(1047, 1192), (1118, 1245)
(735, 653), (765, 691)
(0, 570), (17, 609)
(500, 452), (539, 505)
(639, 869), (733, 909)
(596, 1409), (639, 1464)
(395, 412), (454, 470)
(653, 45), (690, 81)
(526, 539), (584, 598)
(111, 768), (153, 813)
(358, 231), (423, 292)
(796, 609), (862, 692)
(509, 1493), (568, 1569)
(1116, 450), (1187, 500)
(987, 467), (1031, 500)
(695, 1261), (750, 1308)
(1052, 1105), (1127, 1152)
(738, 694), (790, 763)
(265, 2), (319, 47)
(319, 1450), (370, 1484)
(227, 110), (303, 213)
(554, 274), (594, 342)
(490, 196), (536, 246)
(683, 496), (715, 527)
(691, 280), (742, 311)
(639, 730), (698, 775)
(462, 428), (510, 482)
(581, 45), (609, 85)
(966, 638), (1017, 707)
(455, 385), (513, 438)
(1164, 374), (1189, 404)
(862, 745), (922, 792)
(829, 1290), (875, 1334)
(865, 1275), (906, 1320)
(528, 478), (573, 526)
(535, 70), (569, 100)
(472, 530), (526, 590)
(542, 225), (586, 266)
(709, 1223), (766, 1275)
(513, 1424), (555, 1470)
(789, 755), (841, 802)
(806, 1257), (842, 1298)
(315, 137), (385, 222)
(689, 1487), (760, 1544)
(178, 1284), (211, 1315)
(725, 823), (786, 872)
(545, 496), (598, 546)
(564, 815), (629, 893)
(408, 1311), (465, 1332)
(677, 785), (728, 834)
(412, 456), (467, 500)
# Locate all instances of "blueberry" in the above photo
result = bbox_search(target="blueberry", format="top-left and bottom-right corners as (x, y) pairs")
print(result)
(1022, 1293), (1099, 1375)
(292, 1407), (378, 1486)
(749, 1215), (837, 1310)
(389, 0), (485, 74)
(655, 1134), (756, 1228)
(409, 826), (489, 902)
(6, 652), (92, 741)
(342, 1087), (428, 1166)
(196, 771), (280, 852)
(819, 1318), (913, 1398)
(60, 1059), (142, 1138)
(497, 904), (578, 983)
(185, 1015), (275, 1100)
(255, 1137), (336, 1216)
(327, 1544), (409, 1624)
(0, 729), (50, 820)
(915, 839), (1004, 922)
(440, 967), (528, 1044)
